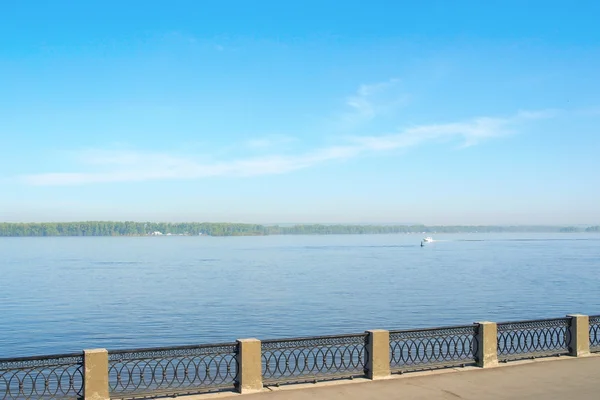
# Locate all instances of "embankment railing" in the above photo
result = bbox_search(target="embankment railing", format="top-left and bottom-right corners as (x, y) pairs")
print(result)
(0, 353), (84, 400)
(590, 315), (600, 353)
(261, 334), (366, 385)
(389, 325), (478, 373)
(108, 343), (238, 399)
(1, 314), (596, 400)
(496, 318), (571, 361)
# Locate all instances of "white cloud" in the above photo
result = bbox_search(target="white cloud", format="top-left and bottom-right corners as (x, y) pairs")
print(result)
(17, 79), (560, 186)
(244, 135), (297, 149)
(357, 78), (400, 97)
(574, 106), (600, 116)
(353, 109), (556, 150)
(20, 109), (553, 186)
(344, 78), (402, 120)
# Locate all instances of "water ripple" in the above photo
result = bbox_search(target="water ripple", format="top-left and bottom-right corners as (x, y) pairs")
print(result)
(0, 233), (599, 357)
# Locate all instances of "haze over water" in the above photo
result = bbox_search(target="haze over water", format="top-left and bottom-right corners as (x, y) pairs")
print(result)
(1, 233), (599, 357)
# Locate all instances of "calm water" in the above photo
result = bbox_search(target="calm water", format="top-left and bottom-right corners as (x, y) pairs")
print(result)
(1, 233), (599, 357)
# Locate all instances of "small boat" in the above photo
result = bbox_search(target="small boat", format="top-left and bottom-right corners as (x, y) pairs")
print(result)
(422, 237), (433, 243)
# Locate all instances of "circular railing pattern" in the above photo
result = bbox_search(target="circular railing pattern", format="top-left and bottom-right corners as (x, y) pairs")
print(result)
(0, 354), (84, 400)
(108, 344), (238, 398)
(2, 315), (595, 399)
(590, 315), (600, 352)
(389, 325), (478, 372)
(262, 334), (367, 385)
(497, 318), (571, 361)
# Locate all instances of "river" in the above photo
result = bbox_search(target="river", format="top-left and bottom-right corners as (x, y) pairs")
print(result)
(1, 233), (598, 357)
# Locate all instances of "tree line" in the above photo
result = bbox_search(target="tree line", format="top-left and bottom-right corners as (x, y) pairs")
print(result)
(0, 222), (597, 237)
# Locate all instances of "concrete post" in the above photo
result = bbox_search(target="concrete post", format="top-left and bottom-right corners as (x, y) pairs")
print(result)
(475, 322), (498, 368)
(567, 314), (590, 357)
(83, 349), (109, 400)
(236, 339), (262, 394)
(366, 330), (390, 379)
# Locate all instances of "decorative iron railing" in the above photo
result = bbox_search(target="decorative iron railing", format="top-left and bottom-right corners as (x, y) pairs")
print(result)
(590, 315), (600, 353)
(389, 325), (478, 372)
(261, 334), (367, 385)
(108, 343), (238, 399)
(0, 353), (84, 400)
(497, 318), (571, 361)
(4, 314), (598, 399)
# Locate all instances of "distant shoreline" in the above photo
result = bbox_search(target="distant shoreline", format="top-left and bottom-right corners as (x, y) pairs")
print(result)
(0, 222), (598, 237)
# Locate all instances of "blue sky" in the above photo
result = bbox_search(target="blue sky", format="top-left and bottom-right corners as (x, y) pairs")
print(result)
(1, 0), (599, 224)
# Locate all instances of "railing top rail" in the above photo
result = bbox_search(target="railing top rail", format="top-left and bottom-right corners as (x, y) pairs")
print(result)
(262, 332), (367, 344)
(108, 342), (238, 355)
(389, 323), (477, 334)
(589, 315), (600, 319)
(0, 351), (83, 364)
(497, 317), (570, 325)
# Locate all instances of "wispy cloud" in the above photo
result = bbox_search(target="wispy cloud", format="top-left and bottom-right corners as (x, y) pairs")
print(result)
(356, 79), (400, 97)
(574, 105), (600, 116)
(343, 78), (406, 122)
(21, 108), (554, 186)
(244, 135), (297, 149)
(353, 109), (555, 150)
(18, 79), (559, 186)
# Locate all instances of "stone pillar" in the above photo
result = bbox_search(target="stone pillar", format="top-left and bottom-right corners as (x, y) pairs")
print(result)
(567, 314), (590, 357)
(366, 330), (390, 379)
(236, 339), (262, 394)
(83, 349), (109, 400)
(475, 322), (498, 368)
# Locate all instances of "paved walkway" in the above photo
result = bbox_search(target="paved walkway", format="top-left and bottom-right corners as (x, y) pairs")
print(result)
(217, 355), (600, 400)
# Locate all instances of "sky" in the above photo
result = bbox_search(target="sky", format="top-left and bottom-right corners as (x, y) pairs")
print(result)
(1, 0), (599, 225)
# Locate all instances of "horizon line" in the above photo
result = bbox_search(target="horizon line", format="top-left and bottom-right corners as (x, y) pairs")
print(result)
(0, 221), (597, 227)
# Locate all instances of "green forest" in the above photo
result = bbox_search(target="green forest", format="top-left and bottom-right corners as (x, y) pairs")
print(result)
(0, 222), (598, 237)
